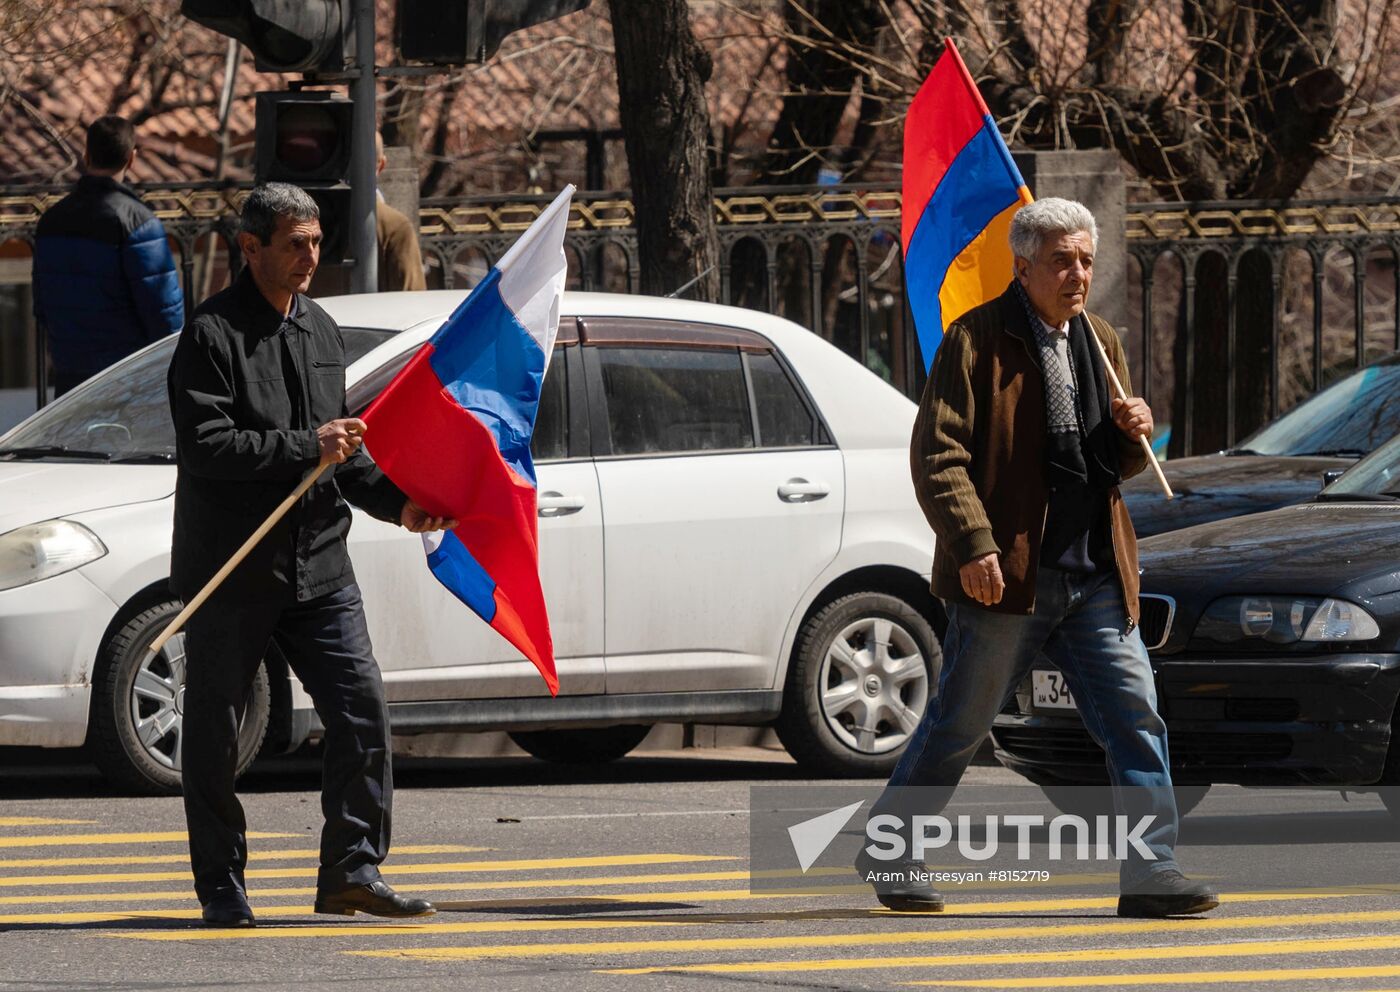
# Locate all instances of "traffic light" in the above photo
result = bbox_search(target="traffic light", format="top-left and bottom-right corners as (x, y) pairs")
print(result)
(398, 0), (591, 65)
(255, 91), (354, 264)
(181, 0), (348, 73)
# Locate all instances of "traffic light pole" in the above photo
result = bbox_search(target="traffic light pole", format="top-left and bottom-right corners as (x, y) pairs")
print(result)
(348, 0), (378, 292)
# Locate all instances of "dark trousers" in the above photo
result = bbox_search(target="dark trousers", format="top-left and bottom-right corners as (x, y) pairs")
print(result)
(181, 583), (393, 903)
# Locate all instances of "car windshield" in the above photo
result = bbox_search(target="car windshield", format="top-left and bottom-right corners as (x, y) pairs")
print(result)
(0, 328), (394, 462)
(1319, 432), (1400, 499)
(1233, 360), (1400, 457)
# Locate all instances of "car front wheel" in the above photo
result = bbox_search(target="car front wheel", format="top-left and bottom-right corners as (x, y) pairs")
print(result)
(776, 591), (941, 777)
(89, 600), (271, 795)
(1381, 712), (1400, 825)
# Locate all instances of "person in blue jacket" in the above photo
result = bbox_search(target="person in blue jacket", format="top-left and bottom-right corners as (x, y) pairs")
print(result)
(33, 115), (184, 395)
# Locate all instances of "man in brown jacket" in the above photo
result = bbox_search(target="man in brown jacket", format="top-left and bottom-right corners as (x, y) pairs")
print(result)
(858, 198), (1217, 919)
(375, 133), (426, 293)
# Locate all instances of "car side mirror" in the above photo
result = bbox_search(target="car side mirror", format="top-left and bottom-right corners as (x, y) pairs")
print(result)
(1321, 468), (1346, 489)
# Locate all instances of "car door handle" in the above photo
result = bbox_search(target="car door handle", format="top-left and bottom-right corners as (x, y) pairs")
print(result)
(777, 478), (830, 503)
(538, 492), (585, 517)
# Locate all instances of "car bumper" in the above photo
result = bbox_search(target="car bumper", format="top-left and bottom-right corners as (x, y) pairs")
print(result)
(0, 570), (116, 748)
(0, 684), (92, 747)
(991, 653), (1400, 787)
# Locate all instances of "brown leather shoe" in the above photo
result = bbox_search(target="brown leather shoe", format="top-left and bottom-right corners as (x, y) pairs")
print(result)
(314, 879), (436, 918)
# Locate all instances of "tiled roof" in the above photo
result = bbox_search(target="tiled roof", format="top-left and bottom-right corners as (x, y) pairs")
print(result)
(5, 1), (1394, 198)
(0, 1), (792, 191)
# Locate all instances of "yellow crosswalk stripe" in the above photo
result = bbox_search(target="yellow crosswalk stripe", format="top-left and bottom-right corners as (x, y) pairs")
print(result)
(0, 909), (208, 924)
(912, 964), (1400, 987)
(111, 917), (700, 939)
(0, 844), (489, 869)
(0, 830), (297, 849)
(115, 907), (1400, 945)
(3, 908), (691, 928)
(6, 883), (1378, 922)
(0, 852), (733, 889)
(0, 868), (753, 912)
(344, 911), (1400, 964)
(34, 906), (1400, 944)
(0, 818), (96, 827)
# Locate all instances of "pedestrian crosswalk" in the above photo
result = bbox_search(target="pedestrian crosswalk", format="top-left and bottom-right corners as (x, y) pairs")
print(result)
(2, 817), (1399, 990)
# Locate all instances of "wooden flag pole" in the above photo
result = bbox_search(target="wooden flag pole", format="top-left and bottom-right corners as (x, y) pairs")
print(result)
(148, 459), (331, 655)
(1089, 333), (1173, 500)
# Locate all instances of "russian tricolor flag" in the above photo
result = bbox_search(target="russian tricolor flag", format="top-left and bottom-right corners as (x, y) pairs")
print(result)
(362, 186), (575, 696)
(903, 39), (1034, 371)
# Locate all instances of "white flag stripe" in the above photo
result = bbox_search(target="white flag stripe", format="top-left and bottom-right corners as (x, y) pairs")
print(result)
(496, 185), (575, 367)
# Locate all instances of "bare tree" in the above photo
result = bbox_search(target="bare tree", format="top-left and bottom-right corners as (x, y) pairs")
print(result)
(759, 0), (885, 185)
(745, 0), (1399, 201)
(609, 0), (720, 300)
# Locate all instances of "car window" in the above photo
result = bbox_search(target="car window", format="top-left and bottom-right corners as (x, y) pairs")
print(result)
(0, 338), (179, 460)
(533, 352), (568, 461)
(748, 351), (816, 447)
(338, 327), (402, 363)
(348, 346), (571, 463)
(0, 328), (396, 463)
(598, 346), (755, 455)
(1320, 432), (1400, 497)
(1239, 361), (1400, 457)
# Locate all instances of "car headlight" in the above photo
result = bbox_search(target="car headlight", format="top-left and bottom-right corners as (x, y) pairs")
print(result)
(0, 520), (108, 592)
(1194, 595), (1381, 645)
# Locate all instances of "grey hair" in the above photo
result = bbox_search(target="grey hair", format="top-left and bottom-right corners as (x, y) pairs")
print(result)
(239, 182), (319, 244)
(1009, 197), (1098, 260)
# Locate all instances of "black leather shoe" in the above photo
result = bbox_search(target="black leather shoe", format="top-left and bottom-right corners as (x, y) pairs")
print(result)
(314, 879), (436, 918)
(854, 847), (945, 912)
(201, 890), (255, 928)
(1118, 869), (1220, 918)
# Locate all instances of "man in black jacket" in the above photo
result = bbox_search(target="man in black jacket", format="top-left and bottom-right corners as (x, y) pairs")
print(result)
(168, 183), (454, 928)
(33, 115), (183, 394)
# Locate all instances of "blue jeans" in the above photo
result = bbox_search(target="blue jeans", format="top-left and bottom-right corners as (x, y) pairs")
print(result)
(873, 566), (1179, 887)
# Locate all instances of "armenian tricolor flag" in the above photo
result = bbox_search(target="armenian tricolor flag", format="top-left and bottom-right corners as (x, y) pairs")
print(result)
(903, 39), (1034, 371)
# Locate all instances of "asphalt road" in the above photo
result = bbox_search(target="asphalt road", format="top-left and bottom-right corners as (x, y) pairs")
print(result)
(1, 747), (1398, 992)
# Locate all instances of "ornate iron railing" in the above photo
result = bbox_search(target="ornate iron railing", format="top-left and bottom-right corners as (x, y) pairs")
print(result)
(4, 182), (1396, 455)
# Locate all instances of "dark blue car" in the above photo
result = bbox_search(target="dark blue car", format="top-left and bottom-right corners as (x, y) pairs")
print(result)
(1126, 354), (1400, 536)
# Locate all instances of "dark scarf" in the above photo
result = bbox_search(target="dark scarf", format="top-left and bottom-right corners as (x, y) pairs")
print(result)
(1010, 280), (1122, 492)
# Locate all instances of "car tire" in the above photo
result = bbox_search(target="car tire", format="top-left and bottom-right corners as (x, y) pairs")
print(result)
(89, 600), (271, 796)
(1381, 714), (1400, 824)
(508, 725), (653, 764)
(1039, 783), (1211, 820)
(776, 591), (941, 777)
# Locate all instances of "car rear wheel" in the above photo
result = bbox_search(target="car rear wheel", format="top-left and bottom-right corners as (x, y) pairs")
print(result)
(89, 600), (270, 796)
(776, 591), (941, 777)
(508, 725), (653, 764)
(1039, 783), (1211, 820)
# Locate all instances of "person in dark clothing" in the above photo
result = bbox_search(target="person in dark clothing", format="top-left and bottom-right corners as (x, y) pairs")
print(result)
(856, 198), (1218, 920)
(168, 182), (454, 928)
(33, 115), (183, 395)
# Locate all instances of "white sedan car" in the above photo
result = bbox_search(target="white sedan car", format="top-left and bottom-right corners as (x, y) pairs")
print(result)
(0, 292), (941, 792)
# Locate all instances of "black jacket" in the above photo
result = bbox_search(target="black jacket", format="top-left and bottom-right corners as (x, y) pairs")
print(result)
(168, 270), (406, 605)
(33, 175), (184, 377)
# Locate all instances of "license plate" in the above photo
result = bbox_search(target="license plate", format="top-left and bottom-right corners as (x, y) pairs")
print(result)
(1032, 670), (1077, 711)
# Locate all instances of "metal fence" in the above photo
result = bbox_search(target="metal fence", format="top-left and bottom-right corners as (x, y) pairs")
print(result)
(2, 181), (1395, 456)
(1125, 198), (1400, 456)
